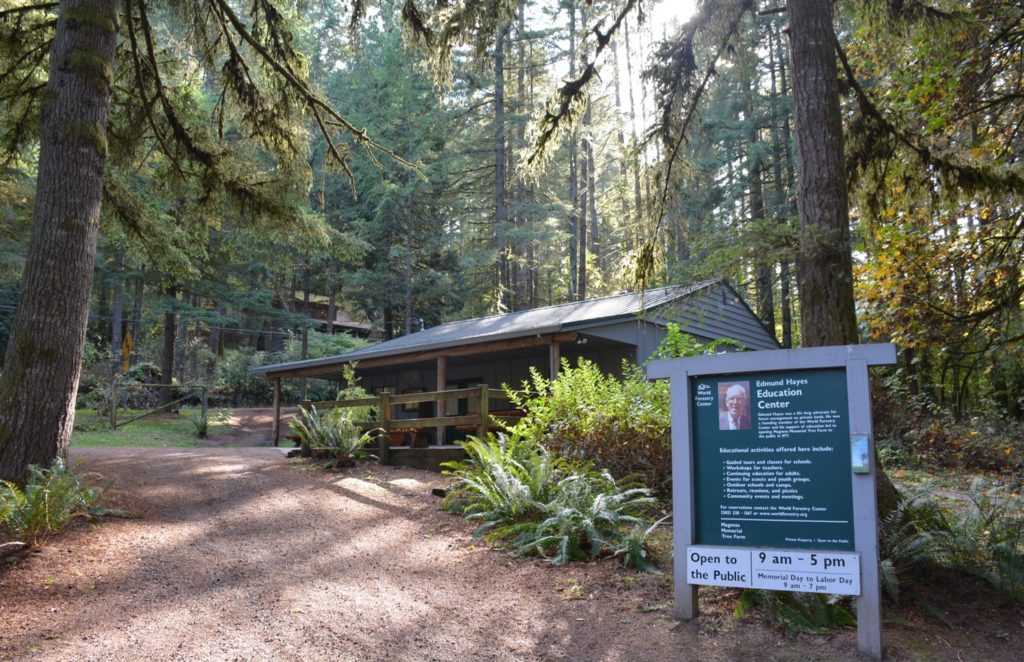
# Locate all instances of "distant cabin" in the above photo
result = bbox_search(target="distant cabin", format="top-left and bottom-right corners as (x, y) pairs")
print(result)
(255, 279), (778, 448)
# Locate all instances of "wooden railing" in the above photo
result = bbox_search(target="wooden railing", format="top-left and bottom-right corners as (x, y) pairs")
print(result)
(295, 385), (520, 461)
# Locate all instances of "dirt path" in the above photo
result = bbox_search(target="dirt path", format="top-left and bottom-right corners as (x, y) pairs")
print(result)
(1, 447), (1020, 661)
(198, 407), (299, 448)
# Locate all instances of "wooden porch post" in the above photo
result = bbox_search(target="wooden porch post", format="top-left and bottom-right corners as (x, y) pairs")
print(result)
(272, 377), (281, 446)
(549, 336), (561, 380)
(378, 390), (392, 464)
(436, 355), (447, 445)
(477, 383), (490, 440)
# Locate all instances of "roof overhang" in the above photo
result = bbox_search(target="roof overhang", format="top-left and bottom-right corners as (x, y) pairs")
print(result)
(253, 329), (575, 379)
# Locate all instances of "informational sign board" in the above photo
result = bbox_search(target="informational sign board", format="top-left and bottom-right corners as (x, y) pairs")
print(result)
(691, 368), (854, 550)
(686, 545), (861, 596)
(647, 344), (897, 662)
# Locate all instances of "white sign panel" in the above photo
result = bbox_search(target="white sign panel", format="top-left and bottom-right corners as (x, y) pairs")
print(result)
(687, 545), (861, 596)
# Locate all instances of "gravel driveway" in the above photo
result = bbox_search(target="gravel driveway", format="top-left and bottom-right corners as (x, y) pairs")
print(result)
(0, 447), (701, 661)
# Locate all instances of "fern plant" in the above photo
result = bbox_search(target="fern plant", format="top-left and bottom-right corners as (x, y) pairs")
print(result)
(0, 460), (101, 549)
(878, 480), (1024, 604)
(443, 433), (661, 569)
(513, 471), (656, 564)
(614, 514), (670, 573)
(289, 405), (380, 466)
(442, 432), (564, 532)
(927, 479), (1024, 600)
(733, 589), (855, 634)
(0, 496), (19, 551)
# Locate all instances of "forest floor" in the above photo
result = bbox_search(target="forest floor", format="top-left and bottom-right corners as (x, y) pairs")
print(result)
(0, 412), (1021, 661)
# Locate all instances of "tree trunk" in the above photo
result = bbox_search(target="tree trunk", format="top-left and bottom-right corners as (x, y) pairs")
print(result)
(494, 21), (510, 310)
(623, 19), (643, 244)
(208, 304), (222, 379)
(174, 288), (187, 383)
(187, 291), (200, 380)
(512, 1), (529, 310)
(0, 0), (119, 483)
(769, 19), (794, 348)
(299, 268), (310, 401)
(110, 251), (124, 377)
(326, 287), (337, 335)
(567, 3), (579, 302)
(788, 0), (858, 347)
(611, 34), (633, 252)
(131, 274), (144, 360)
(788, 0), (897, 518)
(95, 269), (109, 345)
(585, 99), (600, 280)
(579, 102), (589, 302)
(161, 284), (178, 406)
(745, 77), (774, 335)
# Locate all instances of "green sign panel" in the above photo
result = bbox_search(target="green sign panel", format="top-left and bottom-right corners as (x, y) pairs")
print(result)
(691, 368), (854, 550)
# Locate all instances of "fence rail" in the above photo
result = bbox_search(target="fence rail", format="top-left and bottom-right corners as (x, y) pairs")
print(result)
(105, 381), (209, 430)
(291, 384), (521, 460)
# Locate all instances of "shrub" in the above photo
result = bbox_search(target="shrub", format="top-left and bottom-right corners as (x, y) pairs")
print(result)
(878, 480), (1024, 604)
(873, 369), (1024, 474)
(215, 347), (280, 405)
(510, 469), (658, 566)
(442, 432), (566, 530)
(926, 479), (1024, 601)
(0, 460), (102, 549)
(289, 405), (379, 466)
(443, 433), (661, 570)
(506, 360), (672, 496)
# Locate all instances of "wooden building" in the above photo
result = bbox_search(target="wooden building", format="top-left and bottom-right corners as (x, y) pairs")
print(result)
(254, 280), (778, 448)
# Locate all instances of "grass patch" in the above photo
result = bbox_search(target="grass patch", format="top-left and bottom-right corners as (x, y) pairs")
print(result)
(71, 410), (218, 448)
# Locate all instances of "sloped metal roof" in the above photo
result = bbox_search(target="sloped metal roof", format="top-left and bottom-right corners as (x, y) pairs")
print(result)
(252, 279), (766, 376)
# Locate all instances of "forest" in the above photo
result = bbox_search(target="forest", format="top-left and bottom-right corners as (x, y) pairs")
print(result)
(0, 0), (1021, 481)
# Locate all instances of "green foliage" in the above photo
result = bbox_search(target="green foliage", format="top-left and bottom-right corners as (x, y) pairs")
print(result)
(441, 432), (564, 528)
(874, 369), (1024, 473)
(613, 515), (669, 573)
(442, 433), (660, 569)
(318, 20), (466, 332)
(505, 359), (672, 495)
(877, 489), (949, 603)
(183, 407), (226, 439)
(733, 589), (856, 634)
(878, 481), (1024, 604)
(0, 460), (101, 549)
(288, 405), (379, 465)
(190, 408), (209, 438)
(649, 323), (744, 361)
(330, 363), (376, 424)
(927, 480), (1024, 601)
(511, 470), (657, 566)
(215, 347), (280, 405)
(284, 330), (365, 364)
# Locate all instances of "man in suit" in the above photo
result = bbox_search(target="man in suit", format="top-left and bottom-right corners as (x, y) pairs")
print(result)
(719, 383), (752, 430)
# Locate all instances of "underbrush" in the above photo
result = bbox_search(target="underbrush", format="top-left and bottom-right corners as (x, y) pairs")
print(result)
(734, 478), (1024, 633)
(874, 370), (1024, 478)
(442, 433), (664, 571)
(506, 360), (672, 497)
(880, 479), (1024, 604)
(1, 460), (103, 551)
(289, 405), (380, 467)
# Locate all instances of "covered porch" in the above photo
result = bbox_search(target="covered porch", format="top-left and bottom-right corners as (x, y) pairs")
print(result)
(265, 329), (640, 448)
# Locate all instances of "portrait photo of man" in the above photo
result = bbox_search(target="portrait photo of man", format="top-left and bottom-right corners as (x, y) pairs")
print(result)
(718, 382), (752, 431)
